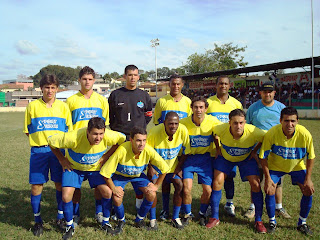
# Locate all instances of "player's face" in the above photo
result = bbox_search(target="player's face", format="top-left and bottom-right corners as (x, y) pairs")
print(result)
(124, 69), (139, 89)
(79, 74), (95, 92)
(260, 90), (275, 105)
(164, 116), (179, 136)
(192, 101), (207, 119)
(280, 114), (298, 137)
(41, 84), (58, 102)
(87, 128), (105, 145)
(169, 78), (184, 96)
(229, 115), (246, 137)
(216, 77), (230, 95)
(131, 134), (147, 153)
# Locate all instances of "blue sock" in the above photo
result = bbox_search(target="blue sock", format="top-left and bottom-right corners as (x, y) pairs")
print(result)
(150, 207), (156, 220)
(114, 204), (125, 221)
(31, 194), (42, 223)
(265, 194), (276, 223)
(298, 195), (312, 226)
(162, 193), (170, 212)
(95, 199), (103, 214)
(136, 199), (153, 222)
(63, 200), (74, 228)
(199, 203), (209, 215)
(224, 178), (234, 200)
(211, 190), (222, 219)
(183, 204), (192, 215)
(172, 205), (181, 219)
(101, 198), (111, 225)
(56, 190), (64, 220)
(73, 203), (80, 217)
(252, 191), (263, 222)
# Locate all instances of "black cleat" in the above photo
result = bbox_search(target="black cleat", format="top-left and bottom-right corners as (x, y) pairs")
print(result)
(32, 222), (43, 237)
(297, 224), (313, 236)
(102, 223), (116, 235)
(148, 220), (158, 231)
(267, 222), (276, 234)
(199, 214), (206, 226)
(56, 218), (66, 231)
(182, 214), (192, 226)
(62, 226), (74, 240)
(113, 220), (126, 235)
(135, 219), (147, 229)
(172, 218), (184, 229)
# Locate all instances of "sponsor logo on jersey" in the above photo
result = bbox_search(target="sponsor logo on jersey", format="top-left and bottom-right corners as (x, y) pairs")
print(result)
(68, 149), (106, 165)
(137, 101), (144, 108)
(221, 143), (254, 156)
(190, 135), (213, 148)
(208, 112), (229, 123)
(155, 144), (182, 160)
(272, 145), (306, 159)
(37, 119), (58, 130)
(159, 111), (188, 123)
(116, 163), (147, 176)
(72, 108), (104, 125)
(28, 117), (68, 134)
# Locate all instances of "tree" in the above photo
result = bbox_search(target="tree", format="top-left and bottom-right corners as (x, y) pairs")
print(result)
(103, 72), (120, 83)
(185, 42), (248, 74)
(32, 65), (81, 87)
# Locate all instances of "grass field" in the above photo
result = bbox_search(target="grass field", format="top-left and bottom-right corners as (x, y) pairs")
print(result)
(0, 112), (319, 239)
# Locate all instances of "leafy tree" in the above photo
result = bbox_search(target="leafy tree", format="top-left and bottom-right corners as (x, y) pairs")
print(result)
(32, 65), (81, 87)
(185, 42), (248, 74)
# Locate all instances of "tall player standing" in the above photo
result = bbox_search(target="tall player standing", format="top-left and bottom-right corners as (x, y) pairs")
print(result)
(24, 74), (73, 236)
(206, 75), (243, 217)
(66, 66), (109, 225)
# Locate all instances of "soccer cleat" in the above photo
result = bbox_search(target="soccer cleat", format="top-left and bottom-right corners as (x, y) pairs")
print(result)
(32, 222), (43, 237)
(297, 224), (313, 236)
(148, 219), (158, 231)
(135, 219), (147, 229)
(255, 221), (267, 233)
(159, 210), (169, 221)
(244, 207), (255, 219)
(171, 218), (184, 229)
(275, 208), (291, 219)
(267, 222), (277, 234)
(56, 218), (66, 231)
(224, 204), (235, 217)
(199, 213), (206, 226)
(95, 212), (103, 224)
(102, 222), (116, 235)
(63, 226), (75, 240)
(205, 205), (212, 217)
(205, 218), (220, 229)
(73, 215), (80, 228)
(182, 214), (192, 226)
(113, 220), (125, 235)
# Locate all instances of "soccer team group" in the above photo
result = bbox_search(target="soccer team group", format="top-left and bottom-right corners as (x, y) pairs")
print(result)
(24, 65), (315, 239)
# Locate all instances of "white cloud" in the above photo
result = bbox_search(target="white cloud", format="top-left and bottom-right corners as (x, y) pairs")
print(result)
(14, 40), (39, 55)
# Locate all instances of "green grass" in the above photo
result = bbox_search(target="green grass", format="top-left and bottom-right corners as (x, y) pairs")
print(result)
(0, 112), (319, 239)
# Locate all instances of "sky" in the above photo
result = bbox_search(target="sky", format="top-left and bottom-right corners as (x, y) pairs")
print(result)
(0, 0), (319, 81)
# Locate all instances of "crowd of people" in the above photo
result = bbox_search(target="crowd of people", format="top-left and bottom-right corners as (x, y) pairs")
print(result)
(24, 68), (315, 239)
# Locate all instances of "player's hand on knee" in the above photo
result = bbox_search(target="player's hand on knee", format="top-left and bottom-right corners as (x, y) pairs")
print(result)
(173, 167), (182, 179)
(113, 186), (124, 198)
(264, 177), (276, 195)
(302, 179), (314, 196)
(145, 182), (158, 193)
(60, 157), (73, 172)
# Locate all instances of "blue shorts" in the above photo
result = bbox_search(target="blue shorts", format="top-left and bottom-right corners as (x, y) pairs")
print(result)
(62, 170), (106, 189)
(151, 173), (182, 183)
(112, 173), (150, 192)
(214, 155), (259, 182)
(269, 170), (306, 186)
(183, 153), (213, 185)
(29, 146), (64, 184)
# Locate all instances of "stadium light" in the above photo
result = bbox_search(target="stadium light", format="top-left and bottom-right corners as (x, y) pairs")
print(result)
(151, 38), (160, 98)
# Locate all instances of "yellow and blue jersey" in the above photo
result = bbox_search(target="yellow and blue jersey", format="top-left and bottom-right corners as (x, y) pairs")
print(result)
(66, 91), (109, 130)
(259, 124), (315, 173)
(207, 95), (243, 123)
(48, 127), (125, 171)
(153, 94), (192, 125)
(100, 141), (169, 178)
(213, 123), (265, 162)
(24, 98), (73, 147)
(147, 123), (191, 173)
(180, 115), (222, 156)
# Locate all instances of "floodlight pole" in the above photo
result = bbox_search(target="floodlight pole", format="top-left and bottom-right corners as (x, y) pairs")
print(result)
(151, 38), (160, 98)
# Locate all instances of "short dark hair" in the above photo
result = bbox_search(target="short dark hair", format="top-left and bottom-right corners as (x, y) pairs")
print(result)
(216, 75), (230, 84)
(169, 74), (183, 82)
(191, 96), (208, 108)
(229, 109), (246, 120)
(87, 117), (106, 132)
(130, 126), (147, 139)
(124, 65), (139, 75)
(164, 111), (179, 121)
(280, 107), (299, 120)
(79, 66), (95, 79)
(40, 74), (59, 88)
